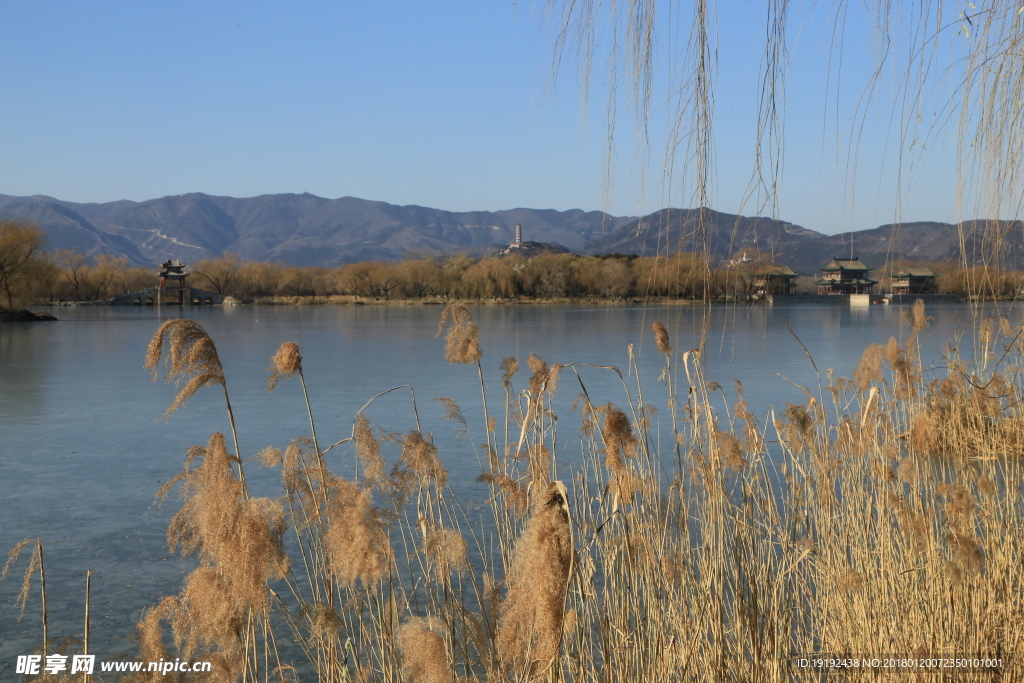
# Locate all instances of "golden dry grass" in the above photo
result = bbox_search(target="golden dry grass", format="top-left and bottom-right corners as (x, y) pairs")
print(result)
(14, 304), (1024, 682)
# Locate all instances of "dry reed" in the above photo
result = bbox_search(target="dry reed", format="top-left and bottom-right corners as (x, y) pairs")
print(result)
(323, 475), (391, 588)
(496, 481), (573, 679)
(145, 319), (226, 417)
(397, 617), (452, 683)
(652, 320), (672, 354)
(437, 304), (482, 365)
(73, 305), (1024, 682)
(267, 341), (302, 392)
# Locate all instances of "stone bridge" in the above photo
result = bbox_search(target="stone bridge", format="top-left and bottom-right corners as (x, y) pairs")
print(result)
(109, 287), (230, 306)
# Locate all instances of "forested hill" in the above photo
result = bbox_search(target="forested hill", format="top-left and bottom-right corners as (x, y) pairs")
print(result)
(0, 193), (634, 266)
(1, 192), (1019, 272)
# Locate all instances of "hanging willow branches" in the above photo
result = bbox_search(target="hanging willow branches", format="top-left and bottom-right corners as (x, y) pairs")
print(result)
(541, 0), (1024, 301)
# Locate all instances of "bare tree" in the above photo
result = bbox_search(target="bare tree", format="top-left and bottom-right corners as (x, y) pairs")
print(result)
(52, 249), (89, 300)
(0, 220), (47, 308)
(192, 254), (242, 295)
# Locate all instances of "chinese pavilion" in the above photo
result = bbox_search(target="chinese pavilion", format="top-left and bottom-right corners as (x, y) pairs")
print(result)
(158, 259), (189, 288)
(109, 258), (226, 305)
(816, 257), (877, 295)
(890, 267), (938, 295)
(752, 265), (798, 296)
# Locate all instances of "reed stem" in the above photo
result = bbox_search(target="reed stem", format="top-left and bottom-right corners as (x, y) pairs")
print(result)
(222, 384), (248, 495)
(38, 541), (47, 656)
(83, 569), (91, 683)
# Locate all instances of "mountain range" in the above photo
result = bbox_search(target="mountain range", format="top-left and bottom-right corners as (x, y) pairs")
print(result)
(0, 193), (632, 267)
(587, 208), (1024, 275)
(1, 192), (1021, 274)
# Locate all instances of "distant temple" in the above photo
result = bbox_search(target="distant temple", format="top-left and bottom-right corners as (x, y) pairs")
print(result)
(816, 257), (877, 295)
(752, 265), (798, 296)
(890, 267), (938, 295)
(109, 259), (227, 305)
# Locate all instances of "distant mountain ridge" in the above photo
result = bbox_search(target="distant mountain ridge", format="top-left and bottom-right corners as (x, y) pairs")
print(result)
(580, 208), (1024, 274)
(1, 192), (1020, 273)
(0, 192), (634, 266)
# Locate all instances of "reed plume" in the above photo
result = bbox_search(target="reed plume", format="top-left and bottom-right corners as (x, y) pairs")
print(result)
(477, 471), (529, 518)
(940, 483), (984, 573)
(497, 481), (573, 678)
(885, 337), (917, 398)
(399, 431), (448, 488)
(1, 538), (42, 622)
(714, 430), (746, 471)
(420, 520), (469, 580)
(433, 396), (469, 438)
(500, 356), (520, 389)
(853, 342), (885, 391)
(595, 403), (645, 505)
(145, 319), (248, 490)
(266, 341), (301, 391)
(160, 433), (243, 559)
(299, 601), (342, 642)
(130, 597), (180, 683)
(158, 432), (288, 666)
(526, 353), (549, 394)
(437, 303), (482, 364)
(280, 439), (316, 512)
(397, 617), (453, 683)
(176, 566), (243, 659)
(653, 320), (673, 354)
(323, 475), (391, 588)
(909, 298), (930, 334)
(353, 414), (387, 487)
(145, 319), (226, 416)
(599, 403), (637, 472)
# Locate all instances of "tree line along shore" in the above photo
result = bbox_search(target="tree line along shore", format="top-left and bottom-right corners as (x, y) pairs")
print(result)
(2, 218), (1018, 308)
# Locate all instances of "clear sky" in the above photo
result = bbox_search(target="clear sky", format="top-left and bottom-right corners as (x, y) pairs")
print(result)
(0, 1), (967, 235)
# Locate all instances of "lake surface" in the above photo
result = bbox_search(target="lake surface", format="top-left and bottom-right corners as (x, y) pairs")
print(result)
(0, 302), (993, 670)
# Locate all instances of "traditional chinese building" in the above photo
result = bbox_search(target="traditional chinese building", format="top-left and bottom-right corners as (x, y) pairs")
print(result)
(890, 267), (938, 295)
(154, 259), (190, 304)
(109, 258), (227, 305)
(752, 265), (798, 296)
(158, 259), (189, 289)
(816, 257), (877, 295)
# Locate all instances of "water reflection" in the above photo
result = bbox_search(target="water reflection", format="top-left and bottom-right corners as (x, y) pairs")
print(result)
(0, 323), (53, 423)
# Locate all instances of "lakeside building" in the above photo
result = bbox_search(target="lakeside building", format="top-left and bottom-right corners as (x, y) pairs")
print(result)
(816, 257), (877, 295)
(110, 259), (227, 305)
(890, 267), (939, 295)
(752, 265), (798, 296)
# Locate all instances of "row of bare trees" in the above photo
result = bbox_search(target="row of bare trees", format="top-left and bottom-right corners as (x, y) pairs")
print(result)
(149, 254), (1011, 301)
(5, 217), (1021, 306)
(1, 225), (727, 304)
(193, 252), (720, 301)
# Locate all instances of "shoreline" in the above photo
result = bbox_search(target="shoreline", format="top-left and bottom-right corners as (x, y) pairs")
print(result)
(32, 293), (976, 309)
(250, 295), (709, 306)
(0, 308), (58, 322)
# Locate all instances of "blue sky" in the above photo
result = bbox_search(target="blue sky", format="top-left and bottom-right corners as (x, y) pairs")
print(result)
(0, 1), (965, 234)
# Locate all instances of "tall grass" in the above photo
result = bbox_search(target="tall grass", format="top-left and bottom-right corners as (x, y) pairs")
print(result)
(70, 302), (1020, 680)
